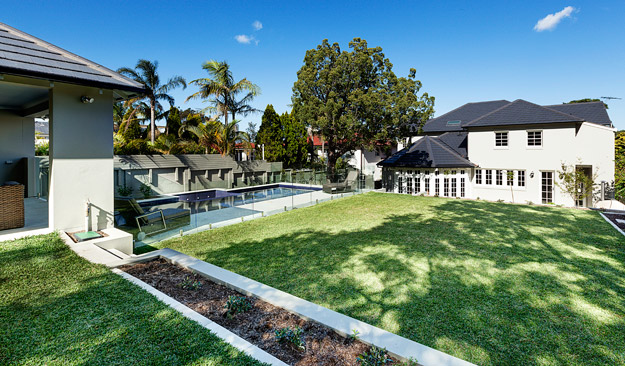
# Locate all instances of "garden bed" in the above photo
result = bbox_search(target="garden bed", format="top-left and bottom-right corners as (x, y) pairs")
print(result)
(603, 212), (625, 231)
(120, 259), (404, 366)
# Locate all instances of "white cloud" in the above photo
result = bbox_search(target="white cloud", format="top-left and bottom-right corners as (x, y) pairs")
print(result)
(235, 34), (253, 44)
(534, 6), (577, 32)
(252, 20), (263, 31)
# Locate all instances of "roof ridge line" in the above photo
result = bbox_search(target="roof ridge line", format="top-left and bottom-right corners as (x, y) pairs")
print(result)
(462, 100), (514, 127)
(430, 137), (475, 166)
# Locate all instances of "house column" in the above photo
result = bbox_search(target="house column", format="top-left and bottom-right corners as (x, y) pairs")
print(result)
(48, 84), (114, 232)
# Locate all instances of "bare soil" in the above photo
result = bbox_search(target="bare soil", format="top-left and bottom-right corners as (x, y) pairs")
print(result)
(120, 259), (399, 366)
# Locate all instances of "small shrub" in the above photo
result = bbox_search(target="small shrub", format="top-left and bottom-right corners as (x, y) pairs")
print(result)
(139, 183), (152, 199)
(398, 357), (419, 366)
(526, 200), (534, 205)
(496, 199), (504, 203)
(117, 185), (133, 197)
(274, 326), (305, 351)
(357, 346), (392, 365)
(35, 142), (49, 156)
(224, 295), (252, 318)
(179, 276), (201, 290)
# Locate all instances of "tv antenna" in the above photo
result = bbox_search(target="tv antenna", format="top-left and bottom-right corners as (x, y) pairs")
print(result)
(600, 96), (621, 100)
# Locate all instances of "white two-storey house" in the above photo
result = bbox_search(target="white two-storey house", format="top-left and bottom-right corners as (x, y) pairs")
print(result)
(379, 99), (615, 207)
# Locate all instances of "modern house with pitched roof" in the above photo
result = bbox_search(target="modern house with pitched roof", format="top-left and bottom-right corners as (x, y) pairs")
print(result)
(379, 99), (615, 207)
(0, 22), (144, 247)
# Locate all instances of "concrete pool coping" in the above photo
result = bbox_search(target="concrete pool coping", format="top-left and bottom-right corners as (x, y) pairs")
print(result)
(111, 248), (476, 366)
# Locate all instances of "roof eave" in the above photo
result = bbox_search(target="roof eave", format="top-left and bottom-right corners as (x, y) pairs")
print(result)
(0, 66), (146, 97)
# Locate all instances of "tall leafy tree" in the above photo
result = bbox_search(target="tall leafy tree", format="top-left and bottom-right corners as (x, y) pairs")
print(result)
(291, 38), (434, 174)
(615, 130), (625, 202)
(282, 112), (309, 168)
(118, 60), (187, 143)
(186, 60), (259, 125)
(257, 105), (285, 162)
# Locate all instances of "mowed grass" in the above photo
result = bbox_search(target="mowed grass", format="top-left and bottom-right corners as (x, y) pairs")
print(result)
(0, 233), (266, 366)
(146, 192), (625, 366)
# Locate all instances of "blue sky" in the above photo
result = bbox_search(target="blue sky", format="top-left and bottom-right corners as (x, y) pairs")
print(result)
(4, 1), (625, 130)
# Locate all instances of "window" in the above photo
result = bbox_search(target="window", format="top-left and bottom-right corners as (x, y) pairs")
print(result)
(527, 130), (542, 146)
(460, 178), (465, 197)
(542, 172), (553, 204)
(476, 169), (482, 184)
(415, 177), (421, 193)
(518, 170), (525, 187)
(444, 178), (450, 196)
(416, 170), (421, 175)
(496, 170), (503, 185)
(407, 170), (413, 175)
(485, 170), (493, 185)
(435, 178), (440, 196)
(424, 177), (430, 194)
(507, 170), (514, 186)
(447, 120), (461, 127)
(451, 170), (457, 175)
(435, 170), (439, 176)
(406, 177), (413, 194)
(495, 132), (508, 147)
(460, 170), (465, 175)
(398, 177), (403, 194)
(451, 178), (457, 197)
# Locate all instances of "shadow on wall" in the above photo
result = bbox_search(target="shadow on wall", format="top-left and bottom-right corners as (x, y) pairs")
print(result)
(159, 196), (625, 366)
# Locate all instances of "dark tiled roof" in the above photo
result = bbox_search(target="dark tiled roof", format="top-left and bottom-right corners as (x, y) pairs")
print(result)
(378, 136), (475, 168)
(0, 23), (145, 94)
(422, 100), (510, 133)
(544, 102), (612, 127)
(436, 131), (468, 158)
(464, 99), (583, 128)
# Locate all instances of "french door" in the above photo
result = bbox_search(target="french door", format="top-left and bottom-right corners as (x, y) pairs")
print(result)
(541, 171), (553, 204)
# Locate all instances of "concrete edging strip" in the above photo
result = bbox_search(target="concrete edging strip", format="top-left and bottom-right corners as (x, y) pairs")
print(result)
(112, 248), (476, 366)
(599, 212), (625, 237)
(112, 268), (288, 366)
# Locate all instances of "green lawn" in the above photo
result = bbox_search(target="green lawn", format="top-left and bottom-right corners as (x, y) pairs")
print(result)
(0, 233), (266, 366)
(145, 192), (625, 366)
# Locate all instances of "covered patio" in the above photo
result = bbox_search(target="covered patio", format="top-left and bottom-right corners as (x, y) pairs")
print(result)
(0, 22), (145, 251)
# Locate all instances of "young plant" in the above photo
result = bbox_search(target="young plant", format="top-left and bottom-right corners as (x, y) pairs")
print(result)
(349, 329), (360, 341)
(274, 326), (306, 351)
(224, 295), (252, 318)
(398, 357), (419, 366)
(179, 276), (202, 290)
(357, 346), (392, 366)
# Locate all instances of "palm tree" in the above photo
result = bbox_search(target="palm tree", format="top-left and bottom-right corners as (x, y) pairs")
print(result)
(180, 119), (249, 156)
(118, 60), (186, 143)
(186, 60), (259, 125)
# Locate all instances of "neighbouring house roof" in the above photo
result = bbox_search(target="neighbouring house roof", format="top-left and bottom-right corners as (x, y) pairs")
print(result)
(421, 100), (510, 133)
(463, 99), (584, 128)
(543, 101), (612, 127)
(114, 154), (276, 173)
(307, 135), (325, 147)
(0, 23), (145, 96)
(378, 136), (475, 168)
(235, 142), (256, 149)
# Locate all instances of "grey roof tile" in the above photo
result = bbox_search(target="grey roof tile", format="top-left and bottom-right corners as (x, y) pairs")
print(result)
(544, 102), (612, 127)
(0, 23), (145, 94)
(422, 100), (510, 133)
(378, 136), (475, 168)
(437, 131), (468, 158)
(464, 99), (584, 128)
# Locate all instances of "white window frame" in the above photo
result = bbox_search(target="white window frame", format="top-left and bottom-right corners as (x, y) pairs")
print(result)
(527, 130), (543, 149)
(495, 131), (509, 149)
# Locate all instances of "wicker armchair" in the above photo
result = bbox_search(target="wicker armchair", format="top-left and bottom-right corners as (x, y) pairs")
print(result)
(0, 184), (24, 230)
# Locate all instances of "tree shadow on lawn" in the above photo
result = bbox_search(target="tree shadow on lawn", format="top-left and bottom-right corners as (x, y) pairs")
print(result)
(0, 236), (265, 366)
(180, 199), (625, 366)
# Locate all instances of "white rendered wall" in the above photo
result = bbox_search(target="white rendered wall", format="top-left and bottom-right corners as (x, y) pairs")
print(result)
(468, 123), (615, 206)
(349, 148), (396, 180)
(0, 111), (36, 196)
(49, 84), (114, 232)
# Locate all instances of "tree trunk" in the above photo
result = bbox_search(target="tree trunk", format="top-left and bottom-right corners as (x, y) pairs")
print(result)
(327, 150), (338, 182)
(150, 99), (156, 144)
